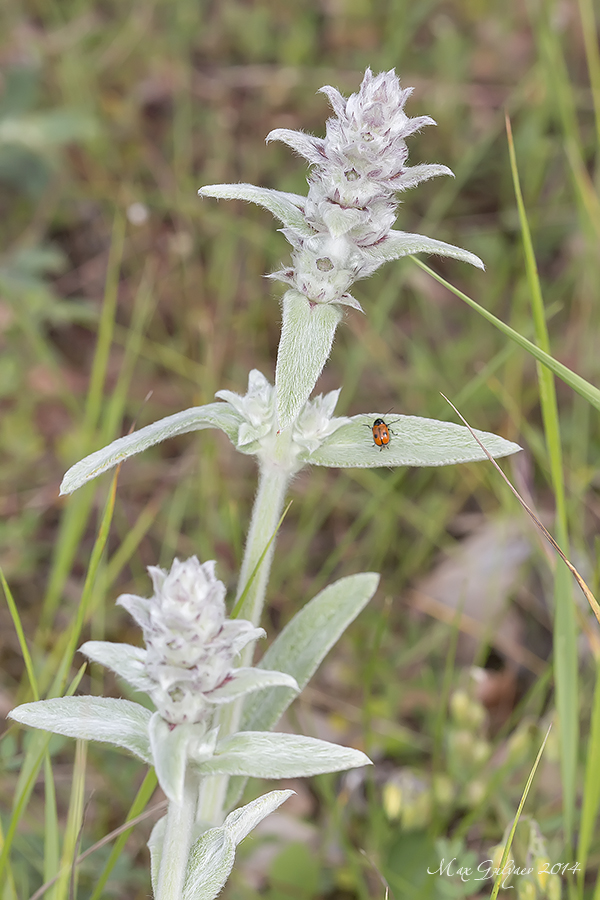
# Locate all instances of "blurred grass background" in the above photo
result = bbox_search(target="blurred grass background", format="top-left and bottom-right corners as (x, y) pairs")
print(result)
(1, 0), (599, 897)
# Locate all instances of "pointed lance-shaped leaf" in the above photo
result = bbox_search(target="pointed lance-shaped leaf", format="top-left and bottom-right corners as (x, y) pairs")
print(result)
(60, 402), (240, 495)
(395, 163), (454, 191)
(226, 572), (378, 808)
(79, 640), (154, 693)
(195, 731), (371, 778)
(224, 790), (294, 844)
(243, 573), (379, 732)
(364, 231), (484, 270)
(276, 290), (343, 429)
(304, 415), (520, 468)
(181, 791), (294, 900)
(148, 816), (167, 895)
(206, 668), (299, 704)
(8, 697), (153, 763)
(184, 830), (235, 900)
(266, 128), (326, 166)
(198, 183), (313, 237)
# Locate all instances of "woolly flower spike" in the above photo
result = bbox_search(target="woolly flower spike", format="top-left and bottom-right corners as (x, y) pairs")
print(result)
(117, 556), (265, 724)
(199, 68), (484, 427)
(200, 67), (483, 313)
(267, 67), (466, 306)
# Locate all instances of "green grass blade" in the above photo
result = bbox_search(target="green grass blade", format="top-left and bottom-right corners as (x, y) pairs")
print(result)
(40, 211), (126, 627)
(105, 495), (161, 589)
(504, 114), (567, 514)
(47, 468), (120, 699)
(0, 666), (86, 884)
(54, 741), (87, 900)
(506, 113), (578, 844)
(83, 210), (126, 436)
(576, 0), (600, 151)
(43, 753), (59, 900)
(100, 260), (157, 444)
(1, 567), (39, 701)
(533, 1), (598, 242)
(110, 323), (206, 385)
(577, 655), (600, 892)
(552, 562), (579, 847)
(0, 818), (18, 900)
(411, 258), (600, 413)
(87, 768), (158, 900)
(564, 140), (600, 241)
(489, 727), (552, 900)
(39, 485), (97, 632)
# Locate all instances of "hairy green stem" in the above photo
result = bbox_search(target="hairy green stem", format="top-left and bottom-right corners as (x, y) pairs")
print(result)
(198, 442), (293, 826)
(156, 780), (197, 900)
(234, 459), (291, 637)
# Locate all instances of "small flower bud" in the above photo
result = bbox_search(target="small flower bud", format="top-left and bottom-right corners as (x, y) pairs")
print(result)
(432, 774), (454, 809)
(534, 858), (550, 891)
(448, 728), (474, 773)
(506, 722), (537, 765)
(466, 700), (487, 731)
(547, 874), (562, 900)
(383, 770), (431, 830)
(464, 779), (486, 807)
(490, 844), (505, 872)
(517, 879), (537, 900)
(401, 788), (432, 831)
(471, 739), (491, 766)
(450, 689), (487, 731)
(450, 689), (471, 726)
(382, 780), (402, 820)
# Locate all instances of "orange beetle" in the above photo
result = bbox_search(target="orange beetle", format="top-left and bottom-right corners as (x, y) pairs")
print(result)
(368, 414), (400, 450)
(371, 417), (390, 448)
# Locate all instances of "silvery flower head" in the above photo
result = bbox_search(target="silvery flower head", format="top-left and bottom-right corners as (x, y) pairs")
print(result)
(271, 67), (446, 247)
(117, 556), (263, 724)
(199, 68), (483, 312)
